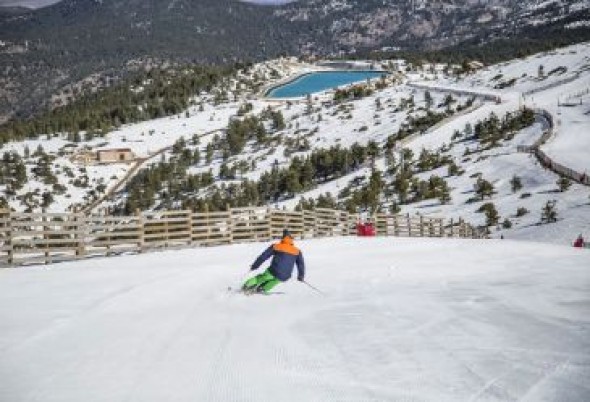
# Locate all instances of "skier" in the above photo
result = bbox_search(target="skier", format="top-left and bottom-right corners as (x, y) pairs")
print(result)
(242, 229), (305, 294)
(573, 234), (585, 248)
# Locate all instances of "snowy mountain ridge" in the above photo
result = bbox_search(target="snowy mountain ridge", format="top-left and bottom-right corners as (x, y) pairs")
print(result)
(2, 0), (590, 121)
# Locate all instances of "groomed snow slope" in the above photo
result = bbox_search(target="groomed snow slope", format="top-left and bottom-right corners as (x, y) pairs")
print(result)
(1, 238), (589, 402)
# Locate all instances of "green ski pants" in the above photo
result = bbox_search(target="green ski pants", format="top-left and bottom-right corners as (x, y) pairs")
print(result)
(243, 269), (281, 293)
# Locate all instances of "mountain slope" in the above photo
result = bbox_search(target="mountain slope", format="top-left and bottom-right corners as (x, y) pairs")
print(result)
(0, 6), (31, 16)
(1, 0), (589, 119)
(1, 43), (589, 245)
(1, 237), (589, 401)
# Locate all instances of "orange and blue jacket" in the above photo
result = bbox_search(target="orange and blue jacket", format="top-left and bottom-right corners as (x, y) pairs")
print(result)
(251, 236), (305, 282)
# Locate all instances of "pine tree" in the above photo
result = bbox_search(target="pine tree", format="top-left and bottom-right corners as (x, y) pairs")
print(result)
(285, 169), (302, 195)
(424, 91), (433, 109)
(41, 192), (54, 209)
(447, 160), (461, 176)
(438, 181), (451, 204)
(477, 202), (499, 226)
(389, 202), (401, 214)
(557, 176), (571, 192)
(271, 111), (286, 131)
(515, 207), (529, 217)
(442, 94), (455, 108)
(394, 174), (410, 204)
(510, 175), (522, 193)
(541, 200), (558, 224)
(474, 177), (494, 200)
(205, 144), (214, 164)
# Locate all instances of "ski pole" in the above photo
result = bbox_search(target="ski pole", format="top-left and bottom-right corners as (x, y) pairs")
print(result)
(302, 280), (326, 296)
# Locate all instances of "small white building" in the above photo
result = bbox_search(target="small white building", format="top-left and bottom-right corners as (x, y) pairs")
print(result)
(97, 148), (135, 164)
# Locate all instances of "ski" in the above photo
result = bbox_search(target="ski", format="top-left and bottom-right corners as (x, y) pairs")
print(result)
(227, 286), (283, 296)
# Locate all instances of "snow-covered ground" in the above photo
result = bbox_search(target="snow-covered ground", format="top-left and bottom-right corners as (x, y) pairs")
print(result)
(433, 41), (590, 174)
(1, 237), (589, 401)
(398, 106), (590, 245)
(2, 43), (589, 245)
(544, 95), (590, 175)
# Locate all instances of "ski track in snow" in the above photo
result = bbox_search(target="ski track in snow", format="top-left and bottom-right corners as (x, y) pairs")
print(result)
(0, 237), (589, 401)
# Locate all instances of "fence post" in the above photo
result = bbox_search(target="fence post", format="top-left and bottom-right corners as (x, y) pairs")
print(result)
(264, 207), (271, 241)
(190, 209), (197, 245)
(187, 210), (194, 246)
(136, 209), (144, 253)
(42, 209), (50, 265)
(299, 209), (305, 239)
(226, 204), (233, 245)
(419, 215), (425, 237)
(406, 213), (412, 237)
(4, 210), (13, 266)
(204, 203), (212, 244)
(449, 218), (454, 237)
(439, 218), (444, 237)
(76, 212), (86, 259)
(371, 213), (378, 237)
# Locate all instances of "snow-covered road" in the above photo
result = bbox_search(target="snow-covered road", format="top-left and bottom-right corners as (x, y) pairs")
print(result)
(1, 238), (589, 401)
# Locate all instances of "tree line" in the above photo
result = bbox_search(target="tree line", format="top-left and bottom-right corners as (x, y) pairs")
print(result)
(0, 65), (235, 145)
(115, 142), (377, 214)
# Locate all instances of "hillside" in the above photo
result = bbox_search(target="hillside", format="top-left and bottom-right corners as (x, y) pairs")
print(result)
(2, 5), (590, 402)
(1, 237), (589, 401)
(0, 6), (31, 16)
(1, 0), (590, 119)
(1, 43), (588, 245)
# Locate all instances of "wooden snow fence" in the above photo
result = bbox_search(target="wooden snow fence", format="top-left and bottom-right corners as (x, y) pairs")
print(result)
(0, 208), (483, 267)
(372, 214), (443, 237)
(517, 109), (589, 187)
(0, 209), (12, 266)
